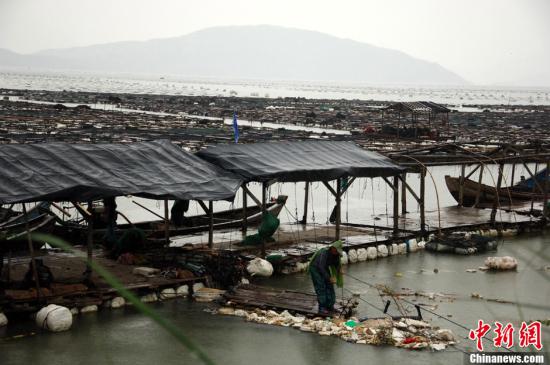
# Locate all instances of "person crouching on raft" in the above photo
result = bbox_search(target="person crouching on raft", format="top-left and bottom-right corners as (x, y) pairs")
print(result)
(308, 240), (344, 315)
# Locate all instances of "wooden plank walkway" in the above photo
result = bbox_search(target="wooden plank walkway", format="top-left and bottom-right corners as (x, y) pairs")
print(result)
(223, 284), (357, 318)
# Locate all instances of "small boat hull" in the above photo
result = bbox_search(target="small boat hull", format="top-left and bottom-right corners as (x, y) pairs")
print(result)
(445, 176), (545, 207)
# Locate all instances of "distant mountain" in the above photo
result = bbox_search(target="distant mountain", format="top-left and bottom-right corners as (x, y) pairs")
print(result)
(0, 25), (466, 85)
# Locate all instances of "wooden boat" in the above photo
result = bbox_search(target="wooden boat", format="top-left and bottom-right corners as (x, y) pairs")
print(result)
(1, 204), (56, 252)
(54, 195), (288, 243)
(445, 175), (546, 207)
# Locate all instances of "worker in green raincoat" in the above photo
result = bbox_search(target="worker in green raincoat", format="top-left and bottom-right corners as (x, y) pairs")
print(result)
(308, 240), (344, 315)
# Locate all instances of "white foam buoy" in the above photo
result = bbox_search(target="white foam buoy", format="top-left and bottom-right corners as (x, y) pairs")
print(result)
(377, 245), (389, 258)
(398, 243), (407, 254)
(80, 305), (98, 313)
(160, 288), (177, 300)
(140, 293), (158, 303)
(246, 258), (274, 277)
(0, 313), (8, 327)
(111, 297), (126, 308)
(357, 248), (368, 261)
(36, 305), (73, 332)
(390, 243), (398, 256)
(348, 249), (358, 263)
(176, 285), (189, 297)
(366, 247), (377, 260)
(340, 251), (349, 265)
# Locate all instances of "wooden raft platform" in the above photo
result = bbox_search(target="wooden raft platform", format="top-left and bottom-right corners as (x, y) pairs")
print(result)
(223, 284), (357, 318)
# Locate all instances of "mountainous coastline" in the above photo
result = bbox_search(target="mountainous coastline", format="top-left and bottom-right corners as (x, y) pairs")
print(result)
(0, 25), (466, 85)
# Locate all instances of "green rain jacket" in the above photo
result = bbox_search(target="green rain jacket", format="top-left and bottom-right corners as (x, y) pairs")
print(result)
(308, 240), (344, 288)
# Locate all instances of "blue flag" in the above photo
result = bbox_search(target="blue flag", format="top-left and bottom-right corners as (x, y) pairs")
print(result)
(232, 111), (239, 143)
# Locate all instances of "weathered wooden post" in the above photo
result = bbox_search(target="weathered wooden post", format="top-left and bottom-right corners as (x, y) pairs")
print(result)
(490, 163), (504, 224)
(544, 161), (549, 219)
(393, 175), (399, 236)
(401, 172), (407, 215)
(261, 182), (267, 258)
(335, 179), (342, 241)
(86, 201), (94, 278)
(22, 204), (41, 299)
(474, 164), (484, 207)
(301, 182), (309, 225)
(530, 163), (539, 213)
(420, 167), (426, 238)
(164, 199), (170, 245)
(208, 201), (214, 248)
(241, 184), (248, 234)
(458, 164), (466, 206)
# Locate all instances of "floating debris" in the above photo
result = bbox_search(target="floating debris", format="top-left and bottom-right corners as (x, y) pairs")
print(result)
(214, 307), (456, 350)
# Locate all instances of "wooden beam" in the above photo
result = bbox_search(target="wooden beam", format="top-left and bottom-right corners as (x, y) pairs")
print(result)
(335, 178), (342, 241)
(341, 177), (356, 195)
(164, 200), (170, 245)
(261, 183), (267, 258)
(322, 181), (337, 198)
(22, 204), (41, 300)
(197, 200), (210, 215)
(544, 161), (549, 219)
(458, 164), (466, 207)
(86, 201), (93, 280)
(400, 173), (407, 215)
(393, 176), (399, 236)
(242, 184), (262, 207)
(420, 168), (426, 237)
(397, 175), (421, 203)
(522, 162), (545, 194)
(465, 164), (480, 180)
(490, 163), (504, 225)
(301, 182), (309, 225)
(242, 184), (248, 233)
(131, 200), (164, 221)
(381, 176), (397, 192)
(474, 164), (484, 207)
(208, 201), (214, 248)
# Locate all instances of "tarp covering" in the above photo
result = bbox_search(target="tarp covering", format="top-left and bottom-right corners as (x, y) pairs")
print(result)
(0, 140), (242, 204)
(196, 141), (405, 182)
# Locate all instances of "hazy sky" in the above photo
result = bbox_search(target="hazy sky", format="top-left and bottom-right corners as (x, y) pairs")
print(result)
(1, 0), (549, 86)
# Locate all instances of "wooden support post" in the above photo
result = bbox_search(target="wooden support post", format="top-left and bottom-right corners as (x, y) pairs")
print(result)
(242, 184), (248, 233)
(335, 178), (342, 241)
(544, 161), (549, 219)
(420, 168), (426, 238)
(241, 184), (262, 207)
(401, 173), (407, 215)
(490, 163), (504, 225)
(85, 201), (93, 280)
(208, 201), (214, 249)
(22, 204), (41, 300)
(301, 182), (309, 225)
(458, 164), (466, 207)
(397, 112), (400, 139)
(510, 162), (516, 186)
(164, 199), (170, 245)
(474, 164), (484, 207)
(530, 163), (539, 213)
(393, 175), (399, 236)
(261, 182), (267, 258)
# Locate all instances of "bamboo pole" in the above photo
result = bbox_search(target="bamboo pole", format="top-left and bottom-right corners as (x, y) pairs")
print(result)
(22, 204), (41, 300)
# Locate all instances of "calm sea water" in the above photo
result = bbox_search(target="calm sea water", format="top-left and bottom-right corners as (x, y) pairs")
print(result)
(1, 70), (550, 106)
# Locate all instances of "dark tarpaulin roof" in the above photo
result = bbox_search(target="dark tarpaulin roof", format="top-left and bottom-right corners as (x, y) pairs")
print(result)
(0, 140), (242, 204)
(196, 141), (405, 182)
